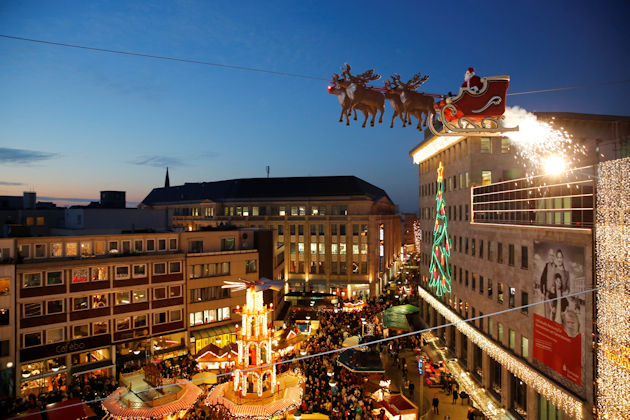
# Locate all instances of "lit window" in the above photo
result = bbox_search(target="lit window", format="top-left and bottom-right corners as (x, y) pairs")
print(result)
(24, 332), (42, 347)
(133, 289), (147, 303)
(66, 243), (78, 257)
(81, 241), (92, 256)
(501, 137), (510, 153)
(116, 291), (131, 305)
(117, 318), (131, 331)
(521, 336), (529, 358)
(46, 328), (64, 344)
(92, 294), (107, 308)
(93, 321), (108, 335)
(91, 267), (108, 281)
(481, 171), (492, 185)
(73, 324), (89, 338)
(279, 207), (286, 216)
(72, 268), (89, 283)
(51, 243), (63, 257)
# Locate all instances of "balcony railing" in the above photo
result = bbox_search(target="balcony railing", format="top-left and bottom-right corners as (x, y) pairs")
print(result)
(471, 166), (594, 228)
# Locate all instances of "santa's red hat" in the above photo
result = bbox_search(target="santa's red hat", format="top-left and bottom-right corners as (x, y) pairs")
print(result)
(467, 67), (475, 73)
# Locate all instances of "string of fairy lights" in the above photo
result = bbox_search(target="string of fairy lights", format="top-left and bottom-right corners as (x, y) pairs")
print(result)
(595, 158), (630, 419)
(6, 284), (615, 420)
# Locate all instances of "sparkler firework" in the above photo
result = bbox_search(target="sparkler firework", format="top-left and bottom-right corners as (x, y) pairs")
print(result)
(503, 106), (588, 179)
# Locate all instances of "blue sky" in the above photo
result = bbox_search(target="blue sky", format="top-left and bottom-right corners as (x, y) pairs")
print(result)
(1, 0), (629, 212)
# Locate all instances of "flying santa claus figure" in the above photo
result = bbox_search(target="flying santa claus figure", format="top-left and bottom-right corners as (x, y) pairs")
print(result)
(462, 67), (483, 92)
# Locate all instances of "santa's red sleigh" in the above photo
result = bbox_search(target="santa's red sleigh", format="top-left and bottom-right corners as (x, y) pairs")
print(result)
(429, 75), (519, 136)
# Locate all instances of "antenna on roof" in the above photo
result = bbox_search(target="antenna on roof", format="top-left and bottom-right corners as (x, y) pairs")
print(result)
(266, 165), (270, 178)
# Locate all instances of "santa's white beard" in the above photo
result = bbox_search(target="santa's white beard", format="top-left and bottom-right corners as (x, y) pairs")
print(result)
(464, 72), (473, 82)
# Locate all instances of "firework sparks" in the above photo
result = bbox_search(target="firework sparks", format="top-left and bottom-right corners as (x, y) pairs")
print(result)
(503, 106), (587, 179)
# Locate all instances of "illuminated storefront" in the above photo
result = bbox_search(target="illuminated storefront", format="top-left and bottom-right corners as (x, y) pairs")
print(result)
(20, 356), (67, 397)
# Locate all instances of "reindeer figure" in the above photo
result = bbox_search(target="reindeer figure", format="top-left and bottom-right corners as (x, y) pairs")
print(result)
(393, 73), (436, 130)
(338, 64), (385, 128)
(383, 77), (407, 128)
(328, 73), (356, 125)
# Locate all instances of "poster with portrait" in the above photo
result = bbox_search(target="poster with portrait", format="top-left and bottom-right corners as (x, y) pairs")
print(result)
(532, 241), (585, 386)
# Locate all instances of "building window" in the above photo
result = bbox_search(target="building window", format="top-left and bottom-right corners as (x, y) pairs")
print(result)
(47, 271), (63, 285)
(46, 328), (64, 344)
(133, 314), (146, 329)
(23, 273), (42, 288)
(154, 312), (168, 324)
(18, 244), (30, 258)
(221, 238), (235, 251)
(169, 261), (181, 273)
(93, 321), (108, 335)
(154, 287), (167, 300)
(488, 279), (493, 298)
(115, 266), (130, 279)
(158, 239), (167, 251)
(471, 239), (476, 256)
(24, 332), (42, 347)
(170, 309), (182, 322)
(24, 303), (42, 318)
(73, 324), (89, 339)
(498, 323), (504, 343)
(245, 260), (257, 273)
(154, 263), (166, 275)
(497, 282), (504, 304)
(298, 243), (304, 255)
(508, 244), (515, 266)
(189, 240), (203, 253)
(66, 243), (78, 257)
(279, 207), (286, 216)
(521, 292), (529, 314)
(47, 299), (64, 314)
(35, 244), (46, 258)
(117, 318), (131, 331)
(479, 276), (484, 294)
(480, 137), (492, 153)
(134, 240), (143, 253)
(73, 296), (89, 311)
(91, 266), (107, 282)
(122, 241), (131, 254)
(481, 171), (492, 185)
(95, 241), (105, 255)
(501, 137), (510, 153)
(133, 264), (146, 278)
(498, 243), (503, 263)
(146, 240), (155, 251)
(310, 224), (317, 236)
(92, 294), (107, 308)
(132, 289), (147, 303)
(521, 336), (529, 358)
(521, 246), (528, 269)
(116, 291), (131, 305)
(108, 241), (118, 253)
(509, 329), (516, 350)
(169, 285), (182, 298)
(340, 224), (346, 236)
(51, 243), (63, 257)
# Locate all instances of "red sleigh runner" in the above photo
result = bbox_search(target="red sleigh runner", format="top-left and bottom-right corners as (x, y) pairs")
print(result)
(430, 75), (519, 136)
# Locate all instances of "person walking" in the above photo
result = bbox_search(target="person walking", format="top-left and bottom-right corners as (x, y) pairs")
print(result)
(432, 396), (439, 414)
(452, 389), (458, 404)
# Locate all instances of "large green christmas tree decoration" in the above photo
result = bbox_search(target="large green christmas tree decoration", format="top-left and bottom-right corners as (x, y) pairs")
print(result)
(428, 161), (452, 296)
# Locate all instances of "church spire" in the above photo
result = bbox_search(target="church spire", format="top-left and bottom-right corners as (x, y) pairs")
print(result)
(164, 167), (170, 188)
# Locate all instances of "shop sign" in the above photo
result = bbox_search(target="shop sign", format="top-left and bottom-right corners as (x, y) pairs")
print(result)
(21, 334), (111, 363)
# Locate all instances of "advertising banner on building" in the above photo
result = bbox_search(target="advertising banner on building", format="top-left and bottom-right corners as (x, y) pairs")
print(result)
(532, 241), (585, 386)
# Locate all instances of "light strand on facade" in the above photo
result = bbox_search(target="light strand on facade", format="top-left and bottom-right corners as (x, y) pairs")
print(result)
(416, 286), (584, 419)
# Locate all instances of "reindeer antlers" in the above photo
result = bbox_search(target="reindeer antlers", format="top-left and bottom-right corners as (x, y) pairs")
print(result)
(341, 63), (380, 85)
(408, 73), (430, 90)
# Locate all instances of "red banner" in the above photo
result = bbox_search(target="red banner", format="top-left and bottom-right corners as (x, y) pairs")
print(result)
(533, 314), (581, 385)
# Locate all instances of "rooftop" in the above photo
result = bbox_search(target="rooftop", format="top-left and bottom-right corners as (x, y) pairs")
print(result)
(141, 176), (392, 207)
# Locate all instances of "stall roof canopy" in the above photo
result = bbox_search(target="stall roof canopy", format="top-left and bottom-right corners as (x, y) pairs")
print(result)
(191, 323), (236, 340)
(382, 304), (420, 330)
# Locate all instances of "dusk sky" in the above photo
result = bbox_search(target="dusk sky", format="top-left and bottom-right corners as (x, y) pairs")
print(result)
(1, 1), (629, 212)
